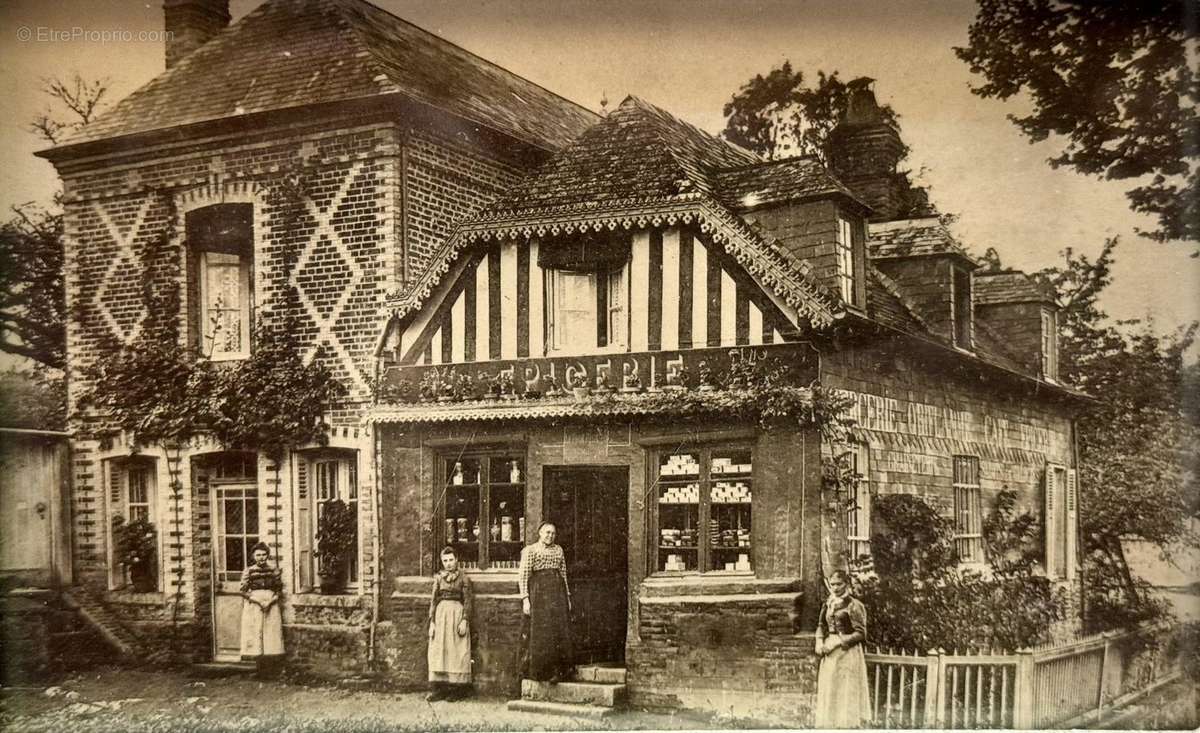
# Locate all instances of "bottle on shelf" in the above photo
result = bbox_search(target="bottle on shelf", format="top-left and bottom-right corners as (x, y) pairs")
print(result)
(452, 461), (464, 485)
(490, 517), (500, 541)
(509, 460), (521, 484)
(501, 515), (513, 542)
(472, 520), (480, 540)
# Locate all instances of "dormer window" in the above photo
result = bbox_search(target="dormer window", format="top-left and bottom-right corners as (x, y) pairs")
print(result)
(835, 217), (861, 306)
(1041, 308), (1058, 381)
(952, 266), (972, 350)
(545, 264), (628, 354)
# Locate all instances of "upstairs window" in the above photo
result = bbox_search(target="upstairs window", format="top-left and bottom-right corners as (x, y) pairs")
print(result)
(545, 265), (628, 354)
(1041, 308), (1058, 381)
(186, 204), (254, 360)
(835, 217), (860, 306)
(952, 266), (973, 350)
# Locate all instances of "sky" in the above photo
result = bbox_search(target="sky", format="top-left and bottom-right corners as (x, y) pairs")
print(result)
(1, 0), (1197, 362)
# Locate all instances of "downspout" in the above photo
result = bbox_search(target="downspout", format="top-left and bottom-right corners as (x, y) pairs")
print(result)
(367, 354), (383, 667)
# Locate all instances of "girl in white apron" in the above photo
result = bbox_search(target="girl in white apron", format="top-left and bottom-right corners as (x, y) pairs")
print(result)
(240, 542), (284, 677)
(427, 545), (474, 701)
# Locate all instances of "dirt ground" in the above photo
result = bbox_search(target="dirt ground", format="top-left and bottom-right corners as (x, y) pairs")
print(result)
(0, 667), (748, 733)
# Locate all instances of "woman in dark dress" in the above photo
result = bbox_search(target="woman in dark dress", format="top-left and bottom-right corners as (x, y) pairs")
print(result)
(518, 521), (573, 682)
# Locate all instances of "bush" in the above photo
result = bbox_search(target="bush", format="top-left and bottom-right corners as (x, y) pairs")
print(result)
(113, 515), (158, 592)
(856, 491), (1066, 652)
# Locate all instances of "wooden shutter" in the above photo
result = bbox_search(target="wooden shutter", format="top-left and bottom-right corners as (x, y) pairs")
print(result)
(1043, 465), (1057, 577)
(108, 461), (126, 589)
(294, 454), (312, 591)
(1065, 468), (1078, 580)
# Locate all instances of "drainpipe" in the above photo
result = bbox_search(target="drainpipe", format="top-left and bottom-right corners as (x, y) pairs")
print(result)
(367, 354), (383, 667)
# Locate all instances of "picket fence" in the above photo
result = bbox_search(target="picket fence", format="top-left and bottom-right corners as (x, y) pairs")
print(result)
(863, 624), (1182, 729)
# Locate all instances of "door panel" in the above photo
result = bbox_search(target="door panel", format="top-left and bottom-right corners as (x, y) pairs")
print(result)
(212, 483), (259, 661)
(543, 466), (628, 664)
(0, 441), (51, 572)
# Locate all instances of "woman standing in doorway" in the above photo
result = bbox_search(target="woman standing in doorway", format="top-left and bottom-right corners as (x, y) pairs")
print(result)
(518, 521), (573, 682)
(240, 542), (284, 678)
(427, 545), (474, 701)
(814, 569), (871, 728)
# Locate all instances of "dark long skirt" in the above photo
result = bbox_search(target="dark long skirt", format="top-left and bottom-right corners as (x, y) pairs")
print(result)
(523, 568), (572, 681)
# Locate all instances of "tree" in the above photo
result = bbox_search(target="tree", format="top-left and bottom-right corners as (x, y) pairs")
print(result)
(0, 206), (65, 368)
(1037, 238), (1199, 628)
(720, 65), (932, 217)
(956, 1), (1199, 244)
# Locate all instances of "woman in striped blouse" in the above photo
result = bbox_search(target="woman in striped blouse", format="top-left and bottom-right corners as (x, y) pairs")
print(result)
(240, 542), (284, 677)
(519, 521), (573, 682)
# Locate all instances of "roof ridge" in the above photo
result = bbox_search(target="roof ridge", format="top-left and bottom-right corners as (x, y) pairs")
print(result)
(331, 0), (599, 121)
(715, 155), (821, 173)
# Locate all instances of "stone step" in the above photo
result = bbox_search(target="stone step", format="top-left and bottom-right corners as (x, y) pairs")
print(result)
(521, 679), (626, 707)
(190, 661), (256, 678)
(506, 699), (616, 719)
(574, 665), (626, 684)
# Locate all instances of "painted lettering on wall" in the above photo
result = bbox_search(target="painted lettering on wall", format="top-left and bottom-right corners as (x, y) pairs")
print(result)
(851, 392), (1059, 453)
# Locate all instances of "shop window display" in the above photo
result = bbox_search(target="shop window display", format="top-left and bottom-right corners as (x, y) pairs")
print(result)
(441, 454), (526, 570)
(655, 446), (752, 573)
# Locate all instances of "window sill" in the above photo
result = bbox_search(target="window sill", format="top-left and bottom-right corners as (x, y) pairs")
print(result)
(640, 573), (799, 599)
(104, 589), (166, 606)
(289, 592), (366, 608)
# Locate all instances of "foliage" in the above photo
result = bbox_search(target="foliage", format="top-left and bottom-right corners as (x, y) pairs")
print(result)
(857, 492), (1066, 652)
(0, 206), (66, 368)
(0, 366), (66, 430)
(720, 65), (931, 217)
(112, 515), (157, 569)
(208, 306), (344, 462)
(955, 1), (1199, 244)
(29, 73), (111, 146)
(1036, 238), (1199, 627)
(315, 499), (357, 574)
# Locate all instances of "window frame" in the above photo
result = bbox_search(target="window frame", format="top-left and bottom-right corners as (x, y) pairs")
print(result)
(650, 441), (754, 575)
(105, 456), (161, 592)
(293, 449), (360, 593)
(435, 449), (527, 572)
(952, 455), (983, 563)
(952, 266), (974, 350)
(198, 250), (252, 361)
(545, 263), (629, 356)
(1041, 308), (1058, 381)
(845, 444), (871, 562)
(835, 216), (857, 306)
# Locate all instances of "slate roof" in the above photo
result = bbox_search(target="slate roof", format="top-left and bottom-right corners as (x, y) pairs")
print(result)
(976, 271), (1058, 306)
(478, 96), (758, 215)
(56, 0), (597, 152)
(713, 157), (864, 212)
(869, 216), (976, 263)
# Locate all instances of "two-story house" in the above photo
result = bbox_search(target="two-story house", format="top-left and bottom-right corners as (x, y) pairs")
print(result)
(41, 0), (1083, 723)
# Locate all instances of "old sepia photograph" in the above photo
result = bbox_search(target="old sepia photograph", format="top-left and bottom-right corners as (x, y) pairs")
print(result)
(1, 1), (1197, 730)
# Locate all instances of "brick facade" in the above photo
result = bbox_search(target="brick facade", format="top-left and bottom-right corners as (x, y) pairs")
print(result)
(52, 107), (536, 667)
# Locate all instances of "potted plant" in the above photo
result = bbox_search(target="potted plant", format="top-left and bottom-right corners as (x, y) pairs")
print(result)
(316, 499), (357, 594)
(621, 370), (642, 394)
(664, 365), (689, 391)
(541, 374), (560, 397)
(697, 360), (716, 392)
(497, 372), (517, 400)
(454, 372), (475, 401)
(569, 370), (590, 401)
(435, 368), (456, 403)
(594, 372), (613, 395)
(113, 515), (158, 592)
(418, 371), (438, 402)
(480, 373), (500, 399)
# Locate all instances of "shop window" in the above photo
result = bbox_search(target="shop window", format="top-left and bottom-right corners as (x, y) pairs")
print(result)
(437, 452), (526, 570)
(654, 445), (752, 573)
(845, 444), (871, 562)
(953, 455), (982, 562)
(1041, 308), (1058, 381)
(1044, 463), (1077, 580)
(106, 457), (159, 590)
(186, 203), (254, 361)
(293, 450), (359, 591)
(545, 265), (628, 354)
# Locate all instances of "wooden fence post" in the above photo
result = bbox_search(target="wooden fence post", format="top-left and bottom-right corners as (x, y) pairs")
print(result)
(1096, 634), (1112, 720)
(924, 649), (944, 729)
(1013, 648), (1036, 729)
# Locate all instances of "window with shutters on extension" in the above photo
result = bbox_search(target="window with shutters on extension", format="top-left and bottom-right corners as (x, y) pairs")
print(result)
(1044, 463), (1078, 580)
(293, 449), (359, 592)
(952, 455), (983, 562)
(545, 264), (628, 355)
(845, 443), (871, 562)
(105, 456), (159, 590)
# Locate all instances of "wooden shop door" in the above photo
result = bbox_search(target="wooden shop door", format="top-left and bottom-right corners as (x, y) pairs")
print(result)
(543, 466), (628, 665)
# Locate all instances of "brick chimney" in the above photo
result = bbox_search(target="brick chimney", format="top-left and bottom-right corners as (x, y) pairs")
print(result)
(828, 80), (906, 222)
(164, 0), (230, 69)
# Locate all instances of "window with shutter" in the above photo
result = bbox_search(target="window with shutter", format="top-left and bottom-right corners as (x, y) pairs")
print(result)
(953, 456), (982, 561)
(1065, 468), (1078, 580)
(1044, 463), (1069, 579)
(295, 449), (359, 591)
(105, 457), (158, 590)
(294, 455), (311, 591)
(845, 444), (871, 561)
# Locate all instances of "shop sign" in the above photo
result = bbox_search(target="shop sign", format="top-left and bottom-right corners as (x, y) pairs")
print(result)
(385, 342), (818, 394)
